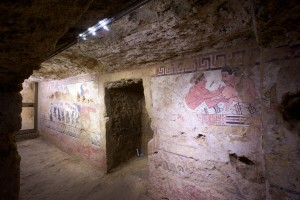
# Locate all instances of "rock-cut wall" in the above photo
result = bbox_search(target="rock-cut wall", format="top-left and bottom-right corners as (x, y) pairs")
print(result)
(35, 42), (300, 199)
(148, 42), (300, 199)
(0, 1), (93, 199)
(38, 74), (105, 170)
(105, 80), (144, 171)
(38, 68), (156, 172)
(261, 46), (300, 199)
(148, 43), (264, 199)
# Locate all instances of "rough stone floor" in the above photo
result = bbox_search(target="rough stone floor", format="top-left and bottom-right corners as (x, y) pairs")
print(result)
(18, 137), (152, 200)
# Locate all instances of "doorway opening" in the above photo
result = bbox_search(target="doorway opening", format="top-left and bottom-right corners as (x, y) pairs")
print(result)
(18, 80), (39, 141)
(105, 79), (152, 172)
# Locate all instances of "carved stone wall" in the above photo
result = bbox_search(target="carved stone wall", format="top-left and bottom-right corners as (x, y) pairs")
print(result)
(105, 79), (144, 171)
(38, 71), (155, 172)
(261, 45), (300, 199)
(38, 74), (105, 170)
(147, 42), (300, 199)
(149, 43), (264, 200)
(0, 1), (95, 198)
(0, 89), (22, 200)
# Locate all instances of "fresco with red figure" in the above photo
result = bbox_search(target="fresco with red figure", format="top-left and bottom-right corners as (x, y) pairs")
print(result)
(183, 67), (258, 126)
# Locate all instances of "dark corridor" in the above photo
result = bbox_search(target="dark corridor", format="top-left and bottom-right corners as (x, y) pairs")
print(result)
(105, 79), (145, 172)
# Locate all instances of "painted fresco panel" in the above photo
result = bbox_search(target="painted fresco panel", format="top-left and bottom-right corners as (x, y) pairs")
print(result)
(149, 44), (300, 200)
(183, 69), (259, 125)
(39, 74), (104, 170)
(43, 81), (100, 139)
(151, 68), (262, 161)
(40, 75), (101, 146)
(46, 81), (99, 133)
(150, 46), (264, 200)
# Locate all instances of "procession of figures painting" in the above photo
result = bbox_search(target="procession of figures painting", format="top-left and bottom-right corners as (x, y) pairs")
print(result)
(41, 75), (101, 146)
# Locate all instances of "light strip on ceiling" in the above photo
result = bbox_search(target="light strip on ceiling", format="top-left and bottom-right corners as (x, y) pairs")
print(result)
(78, 0), (152, 41)
(79, 18), (112, 40)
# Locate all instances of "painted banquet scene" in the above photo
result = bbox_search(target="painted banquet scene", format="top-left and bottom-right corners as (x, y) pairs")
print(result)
(1, 0), (300, 199)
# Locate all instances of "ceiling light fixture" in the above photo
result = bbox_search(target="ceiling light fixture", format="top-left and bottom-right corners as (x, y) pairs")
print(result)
(103, 25), (109, 31)
(46, 0), (152, 61)
(79, 18), (111, 40)
(78, 0), (152, 41)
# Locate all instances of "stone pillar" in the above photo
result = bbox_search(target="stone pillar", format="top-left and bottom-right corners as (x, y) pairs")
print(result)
(0, 85), (22, 200)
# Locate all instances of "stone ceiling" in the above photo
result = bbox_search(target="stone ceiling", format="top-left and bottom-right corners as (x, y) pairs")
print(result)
(32, 0), (300, 81)
(53, 0), (142, 60)
(0, 0), (299, 83)
(0, 0), (141, 89)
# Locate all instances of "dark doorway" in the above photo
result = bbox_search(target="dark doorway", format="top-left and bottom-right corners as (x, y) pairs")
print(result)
(105, 79), (149, 172)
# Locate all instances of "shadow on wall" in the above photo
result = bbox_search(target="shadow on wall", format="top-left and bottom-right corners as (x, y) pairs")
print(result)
(279, 91), (300, 131)
(105, 79), (153, 172)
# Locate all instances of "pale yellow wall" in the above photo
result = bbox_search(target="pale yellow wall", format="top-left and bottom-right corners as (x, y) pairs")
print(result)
(20, 80), (35, 130)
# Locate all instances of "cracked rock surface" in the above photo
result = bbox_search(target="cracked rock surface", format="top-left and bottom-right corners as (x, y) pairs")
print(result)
(32, 0), (300, 81)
